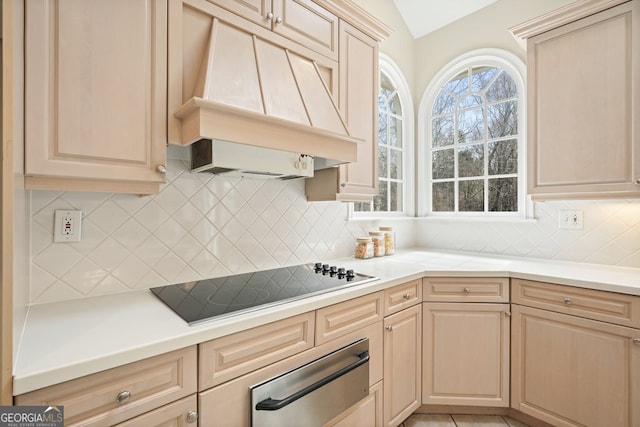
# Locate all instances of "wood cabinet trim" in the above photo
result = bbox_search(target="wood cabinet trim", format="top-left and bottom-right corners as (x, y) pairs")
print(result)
(510, 0), (630, 39)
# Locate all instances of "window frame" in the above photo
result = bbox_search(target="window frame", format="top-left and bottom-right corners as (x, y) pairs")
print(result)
(418, 48), (531, 219)
(352, 53), (414, 218)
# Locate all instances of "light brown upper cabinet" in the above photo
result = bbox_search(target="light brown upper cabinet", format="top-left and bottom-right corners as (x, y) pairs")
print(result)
(25, 0), (168, 195)
(213, 0), (339, 60)
(512, 0), (640, 200)
(305, 21), (380, 201)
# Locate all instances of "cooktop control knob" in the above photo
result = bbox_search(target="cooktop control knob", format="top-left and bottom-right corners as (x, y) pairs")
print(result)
(314, 262), (323, 272)
(329, 266), (338, 276)
(322, 264), (330, 275)
(346, 269), (355, 281)
(337, 267), (346, 278)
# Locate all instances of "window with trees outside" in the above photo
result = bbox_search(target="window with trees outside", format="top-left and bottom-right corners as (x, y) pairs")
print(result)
(423, 50), (525, 217)
(355, 55), (413, 215)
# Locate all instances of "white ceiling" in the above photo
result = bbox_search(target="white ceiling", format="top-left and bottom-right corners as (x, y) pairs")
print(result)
(393, 0), (499, 39)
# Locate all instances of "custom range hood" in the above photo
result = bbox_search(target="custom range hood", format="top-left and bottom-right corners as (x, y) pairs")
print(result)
(170, 3), (360, 169)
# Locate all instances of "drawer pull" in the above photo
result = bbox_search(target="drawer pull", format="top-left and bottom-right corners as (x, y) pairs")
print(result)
(116, 390), (131, 404)
(563, 297), (573, 305)
(186, 411), (198, 423)
(633, 338), (640, 345)
(385, 325), (393, 332)
(505, 311), (512, 317)
(402, 293), (411, 300)
(463, 287), (471, 294)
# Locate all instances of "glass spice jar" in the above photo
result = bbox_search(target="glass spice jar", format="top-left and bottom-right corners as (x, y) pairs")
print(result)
(379, 226), (395, 255)
(368, 231), (385, 257)
(354, 237), (374, 259)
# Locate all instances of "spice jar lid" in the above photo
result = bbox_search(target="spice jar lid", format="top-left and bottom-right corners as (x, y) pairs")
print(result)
(357, 237), (373, 242)
(368, 231), (384, 236)
(379, 226), (393, 231)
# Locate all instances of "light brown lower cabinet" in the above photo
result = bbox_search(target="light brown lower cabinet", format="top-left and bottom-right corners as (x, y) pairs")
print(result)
(383, 304), (422, 427)
(422, 302), (510, 407)
(511, 304), (640, 427)
(15, 346), (197, 427)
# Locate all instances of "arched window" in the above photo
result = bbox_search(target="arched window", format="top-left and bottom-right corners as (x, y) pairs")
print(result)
(355, 54), (413, 216)
(419, 49), (527, 217)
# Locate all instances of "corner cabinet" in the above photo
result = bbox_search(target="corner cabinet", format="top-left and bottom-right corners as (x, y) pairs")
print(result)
(512, 0), (640, 199)
(305, 19), (383, 202)
(422, 278), (510, 408)
(511, 279), (640, 427)
(24, 0), (168, 195)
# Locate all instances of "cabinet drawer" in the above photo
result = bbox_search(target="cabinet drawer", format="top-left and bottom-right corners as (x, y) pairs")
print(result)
(423, 277), (509, 303)
(384, 280), (422, 316)
(115, 394), (197, 426)
(315, 292), (383, 345)
(199, 312), (315, 390)
(15, 346), (197, 427)
(512, 278), (640, 328)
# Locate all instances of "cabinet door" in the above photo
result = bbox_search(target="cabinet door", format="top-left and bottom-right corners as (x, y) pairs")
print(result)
(383, 305), (421, 427)
(305, 21), (378, 202)
(337, 21), (378, 198)
(422, 303), (510, 407)
(213, 0), (271, 29)
(512, 305), (640, 427)
(25, 0), (167, 194)
(272, 0), (338, 60)
(526, 1), (640, 199)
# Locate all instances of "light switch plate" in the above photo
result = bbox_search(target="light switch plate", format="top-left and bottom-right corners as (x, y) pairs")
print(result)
(54, 210), (82, 242)
(559, 210), (583, 229)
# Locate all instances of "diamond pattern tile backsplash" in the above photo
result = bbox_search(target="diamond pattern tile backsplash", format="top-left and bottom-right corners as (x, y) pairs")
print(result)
(29, 156), (640, 304)
(29, 158), (380, 304)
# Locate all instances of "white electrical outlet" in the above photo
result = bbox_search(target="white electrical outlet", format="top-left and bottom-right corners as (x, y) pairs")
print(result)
(559, 210), (584, 230)
(54, 210), (82, 242)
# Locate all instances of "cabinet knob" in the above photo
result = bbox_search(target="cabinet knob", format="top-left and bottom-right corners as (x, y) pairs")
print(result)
(266, 11), (274, 21)
(633, 338), (640, 345)
(402, 293), (411, 300)
(463, 287), (471, 294)
(115, 390), (131, 404)
(385, 325), (393, 332)
(505, 311), (512, 317)
(156, 165), (167, 175)
(186, 411), (198, 424)
(340, 182), (346, 188)
(275, 16), (282, 24)
(636, 178), (640, 184)
(563, 297), (572, 305)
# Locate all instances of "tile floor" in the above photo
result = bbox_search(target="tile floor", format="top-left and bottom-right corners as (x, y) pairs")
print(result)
(401, 413), (529, 427)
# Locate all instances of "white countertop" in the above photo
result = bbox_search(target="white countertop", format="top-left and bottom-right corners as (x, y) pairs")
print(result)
(13, 249), (640, 395)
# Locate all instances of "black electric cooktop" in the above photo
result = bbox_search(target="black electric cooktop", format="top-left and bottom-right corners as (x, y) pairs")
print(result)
(150, 263), (378, 325)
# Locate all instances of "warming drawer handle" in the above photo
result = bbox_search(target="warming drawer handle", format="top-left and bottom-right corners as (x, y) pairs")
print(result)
(255, 350), (370, 411)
